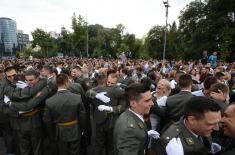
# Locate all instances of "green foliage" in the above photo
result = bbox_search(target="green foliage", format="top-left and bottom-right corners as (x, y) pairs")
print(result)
(31, 28), (56, 57)
(178, 0), (235, 61)
(30, 1), (235, 61)
(71, 13), (88, 57)
(57, 27), (72, 56)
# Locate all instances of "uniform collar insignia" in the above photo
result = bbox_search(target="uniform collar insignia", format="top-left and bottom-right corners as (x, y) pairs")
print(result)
(185, 137), (194, 145)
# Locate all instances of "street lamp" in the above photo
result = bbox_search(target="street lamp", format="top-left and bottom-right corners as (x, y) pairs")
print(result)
(86, 14), (89, 58)
(163, 0), (170, 60)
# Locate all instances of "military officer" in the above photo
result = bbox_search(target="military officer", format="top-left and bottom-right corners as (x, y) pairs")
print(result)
(87, 73), (126, 155)
(113, 82), (157, 155)
(71, 65), (90, 92)
(1, 67), (47, 155)
(43, 73), (86, 155)
(151, 96), (222, 155)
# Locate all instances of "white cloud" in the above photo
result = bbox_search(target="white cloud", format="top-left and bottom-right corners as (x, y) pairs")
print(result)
(0, 0), (193, 39)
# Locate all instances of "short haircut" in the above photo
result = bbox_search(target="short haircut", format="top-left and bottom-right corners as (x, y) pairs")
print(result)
(56, 73), (69, 87)
(60, 68), (70, 76)
(43, 65), (53, 74)
(13, 74), (25, 83)
(140, 77), (152, 90)
(73, 66), (82, 71)
(215, 72), (225, 80)
(25, 69), (40, 78)
(148, 71), (156, 81)
(4, 66), (16, 73)
(178, 74), (192, 88)
(184, 96), (221, 120)
(210, 83), (229, 93)
(125, 82), (150, 106)
(203, 76), (218, 90)
(122, 68), (129, 76)
(53, 68), (58, 76)
(108, 73), (118, 80)
(107, 69), (116, 77)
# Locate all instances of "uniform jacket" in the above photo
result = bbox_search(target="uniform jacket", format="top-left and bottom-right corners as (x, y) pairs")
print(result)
(43, 90), (86, 142)
(113, 109), (148, 155)
(151, 117), (212, 155)
(87, 85), (126, 129)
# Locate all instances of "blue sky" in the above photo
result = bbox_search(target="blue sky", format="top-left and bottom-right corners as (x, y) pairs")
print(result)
(0, 0), (194, 38)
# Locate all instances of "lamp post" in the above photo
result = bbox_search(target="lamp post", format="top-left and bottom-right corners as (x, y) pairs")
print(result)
(86, 14), (89, 58)
(163, 0), (169, 60)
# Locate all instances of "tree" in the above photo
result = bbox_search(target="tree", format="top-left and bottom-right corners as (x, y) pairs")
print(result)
(145, 25), (165, 59)
(71, 13), (87, 57)
(57, 27), (72, 56)
(178, 0), (235, 61)
(31, 28), (54, 57)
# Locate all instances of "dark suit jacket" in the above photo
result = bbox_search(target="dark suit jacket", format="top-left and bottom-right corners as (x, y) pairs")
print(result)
(166, 91), (193, 122)
(43, 90), (86, 142)
(118, 76), (134, 86)
(113, 109), (148, 155)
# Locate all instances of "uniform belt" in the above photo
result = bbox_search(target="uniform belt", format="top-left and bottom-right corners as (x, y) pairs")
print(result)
(58, 119), (79, 127)
(21, 108), (40, 117)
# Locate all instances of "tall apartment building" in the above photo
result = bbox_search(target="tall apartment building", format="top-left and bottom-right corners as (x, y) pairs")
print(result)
(0, 17), (18, 56)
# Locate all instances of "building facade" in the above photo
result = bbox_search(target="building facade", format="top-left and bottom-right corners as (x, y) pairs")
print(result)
(0, 17), (18, 56)
(17, 30), (30, 50)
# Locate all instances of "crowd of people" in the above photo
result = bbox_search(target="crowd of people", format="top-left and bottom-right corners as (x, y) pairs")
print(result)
(0, 54), (235, 155)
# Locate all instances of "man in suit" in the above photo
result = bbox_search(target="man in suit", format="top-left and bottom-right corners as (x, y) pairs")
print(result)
(113, 82), (157, 155)
(163, 74), (194, 131)
(43, 73), (86, 155)
(118, 67), (134, 86)
(151, 96), (222, 155)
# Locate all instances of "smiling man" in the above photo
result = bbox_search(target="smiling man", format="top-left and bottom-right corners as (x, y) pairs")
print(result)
(113, 82), (154, 155)
(151, 96), (222, 155)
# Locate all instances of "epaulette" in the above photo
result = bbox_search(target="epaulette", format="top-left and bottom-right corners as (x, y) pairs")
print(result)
(127, 117), (138, 129)
(161, 123), (181, 144)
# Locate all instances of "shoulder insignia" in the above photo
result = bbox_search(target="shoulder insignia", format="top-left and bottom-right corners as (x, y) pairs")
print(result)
(138, 122), (144, 129)
(185, 137), (194, 145)
(162, 126), (181, 143)
(127, 117), (137, 128)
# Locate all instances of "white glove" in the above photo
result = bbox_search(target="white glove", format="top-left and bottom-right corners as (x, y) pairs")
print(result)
(98, 105), (113, 112)
(147, 130), (160, 139)
(166, 138), (184, 155)
(95, 92), (110, 103)
(4, 95), (10, 105)
(16, 81), (28, 89)
(211, 142), (221, 154)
